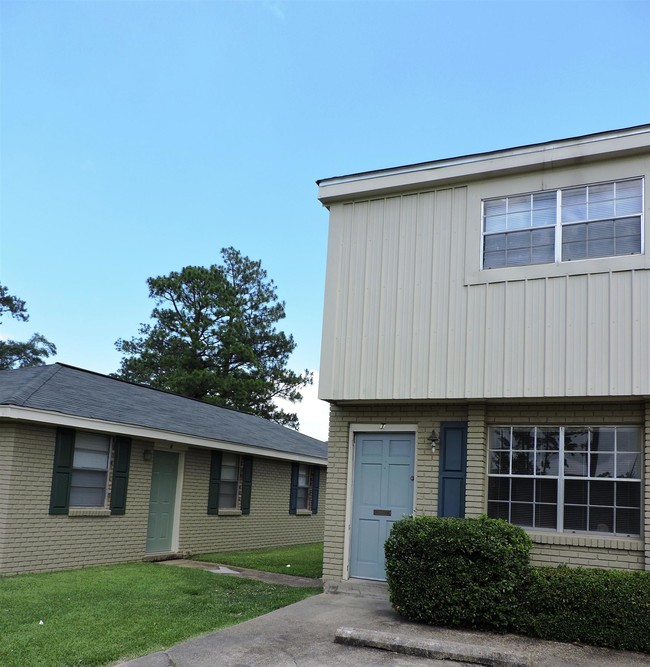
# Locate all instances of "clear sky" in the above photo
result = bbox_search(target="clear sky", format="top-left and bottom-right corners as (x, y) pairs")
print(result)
(1, 0), (649, 440)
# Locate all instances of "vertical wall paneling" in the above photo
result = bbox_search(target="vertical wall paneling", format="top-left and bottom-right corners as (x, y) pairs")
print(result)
(523, 279), (546, 396)
(484, 282), (506, 397)
(587, 273), (611, 395)
(411, 192), (436, 395)
(565, 275), (589, 396)
(610, 271), (633, 395)
(502, 280), (525, 397)
(544, 277), (567, 395)
(446, 188), (468, 397)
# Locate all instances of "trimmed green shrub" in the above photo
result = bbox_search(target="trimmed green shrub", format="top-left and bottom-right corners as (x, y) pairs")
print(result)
(385, 515), (532, 631)
(515, 565), (650, 653)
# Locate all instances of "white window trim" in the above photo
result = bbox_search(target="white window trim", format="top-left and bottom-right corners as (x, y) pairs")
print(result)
(486, 425), (643, 538)
(480, 177), (645, 271)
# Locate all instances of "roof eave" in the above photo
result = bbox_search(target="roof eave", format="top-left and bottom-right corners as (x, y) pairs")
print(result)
(317, 125), (650, 205)
(0, 406), (327, 466)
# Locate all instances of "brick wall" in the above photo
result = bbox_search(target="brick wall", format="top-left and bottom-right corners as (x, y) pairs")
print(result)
(0, 423), (152, 575)
(179, 447), (325, 554)
(323, 399), (648, 585)
(0, 423), (326, 576)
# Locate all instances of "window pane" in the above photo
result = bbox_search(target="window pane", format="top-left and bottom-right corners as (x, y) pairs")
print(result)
(589, 182), (614, 202)
(590, 452), (614, 478)
(592, 428), (615, 451)
(536, 429), (560, 451)
(508, 195), (531, 213)
(297, 487), (309, 510)
(512, 428), (535, 450)
(485, 199), (506, 216)
(488, 477), (510, 501)
(533, 191), (556, 209)
(70, 470), (107, 507)
(565, 453), (587, 477)
(531, 244), (555, 264)
(616, 231), (641, 255)
(536, 478), (557, 504)
(512, 451), (533, 475)
(562, 241), (587, 261)
(485, 215), (507, 233)
(562, 204), (587, 223)
(532, 208), (556, 226)
(483, 250), (506, 269)
(616, 427), (642, 452)
(535, 504), (557, 529)
(488, 501), (509, 521)
(589, 507), (613, 533)
(565, 480), (588, 504)
(588, 219), (615, 239)
(484, 234), (506, 252)
(616, 482), (640, 508)
(511, 478), (533, 502)
(507, 247), (531, 266)
(616, 179), (642, 198)
(589, 480), (614, 506)
(589, 200), (615, 219)
(507, 211), (531, 230)
(563, 187), (586, 207)
(564, 505), (587, 531)
(616, 508), (640, 535)
(616, 453), (641, 479)
(511, 503), (533, 527)
(73, 433), (110, 470)
(588, 238), (614, 259)
(506, 231), (531, 250)
(490, 428), (511, 450)
(562, 223), (586, 243)
(490, 451), (510, 474)
(565, 429), (588, 451)
(219, 480), (238, 508)
(536, 452), (558, 476)
(616, 197), (642, 216)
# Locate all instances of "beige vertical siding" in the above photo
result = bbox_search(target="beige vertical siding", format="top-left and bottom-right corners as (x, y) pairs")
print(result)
(319, 161), (650, 401)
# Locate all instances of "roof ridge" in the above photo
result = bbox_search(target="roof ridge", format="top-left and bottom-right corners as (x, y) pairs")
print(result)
(6, 364), (63, 406)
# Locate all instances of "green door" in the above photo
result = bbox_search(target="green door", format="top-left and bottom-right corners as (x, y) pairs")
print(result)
(146, 451), (178, 553)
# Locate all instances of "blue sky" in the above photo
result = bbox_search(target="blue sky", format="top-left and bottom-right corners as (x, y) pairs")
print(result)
(1, 0), (649, 439)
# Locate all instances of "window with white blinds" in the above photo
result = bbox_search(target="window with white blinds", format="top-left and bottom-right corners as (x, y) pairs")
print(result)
(482, 178), (643, 269)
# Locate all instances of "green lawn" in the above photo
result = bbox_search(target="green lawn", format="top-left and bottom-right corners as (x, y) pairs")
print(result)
(0, 562), (318, 667)
(195, 542), (323, 579)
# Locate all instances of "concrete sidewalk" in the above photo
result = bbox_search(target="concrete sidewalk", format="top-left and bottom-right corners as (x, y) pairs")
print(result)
(114, 570), (650, 667)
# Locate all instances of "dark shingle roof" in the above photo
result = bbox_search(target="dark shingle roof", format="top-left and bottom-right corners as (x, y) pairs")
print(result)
(0, 364), (326, 461)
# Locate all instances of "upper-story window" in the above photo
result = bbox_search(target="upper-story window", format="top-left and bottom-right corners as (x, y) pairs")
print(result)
(482, 178), (643, 269)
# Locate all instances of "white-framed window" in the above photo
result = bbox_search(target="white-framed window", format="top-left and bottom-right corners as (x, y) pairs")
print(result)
(70, 432), (111, 507)
(219, 452), (240, 509)
(487, 426), (642, 536)
(482, 177), (643, 269)
(297, 463), (310, 510)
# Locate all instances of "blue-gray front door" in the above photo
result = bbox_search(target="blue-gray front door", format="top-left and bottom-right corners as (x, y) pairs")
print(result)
(350, 433), (414, 580)
(438, 422), (467, 518)
(146, 451), (179, 553)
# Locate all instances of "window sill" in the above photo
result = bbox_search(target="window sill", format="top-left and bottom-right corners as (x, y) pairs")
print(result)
(68, 508), (111, 518)
(218, 509), (242, 517)
(296, 509), (312, 516)
(527, 530), (643, 552)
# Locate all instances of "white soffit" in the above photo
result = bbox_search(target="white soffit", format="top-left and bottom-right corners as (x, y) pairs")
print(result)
(317, 125), (650, 204)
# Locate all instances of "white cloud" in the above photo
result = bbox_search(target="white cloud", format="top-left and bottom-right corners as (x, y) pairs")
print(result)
(274, 370), (329, 441)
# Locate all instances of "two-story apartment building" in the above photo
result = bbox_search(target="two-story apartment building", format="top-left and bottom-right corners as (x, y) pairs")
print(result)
(317, 125), (650, 588)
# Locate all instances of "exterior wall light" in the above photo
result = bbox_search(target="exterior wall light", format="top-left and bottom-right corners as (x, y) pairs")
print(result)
(427, 429), (439, 454)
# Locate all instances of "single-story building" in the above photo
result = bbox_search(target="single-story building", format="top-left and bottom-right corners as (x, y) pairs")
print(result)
(0, 363), (326, 576)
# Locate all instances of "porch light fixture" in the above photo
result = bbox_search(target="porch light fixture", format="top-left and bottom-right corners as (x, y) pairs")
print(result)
(427, 429), (438, 454)
(143, 449), (153, 462)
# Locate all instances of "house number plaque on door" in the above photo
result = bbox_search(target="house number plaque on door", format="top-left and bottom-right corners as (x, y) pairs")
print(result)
(373, 509), (392, 516)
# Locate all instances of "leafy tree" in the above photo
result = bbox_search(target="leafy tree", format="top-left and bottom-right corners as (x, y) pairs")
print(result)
(0, 284), (57, 370)
(115, 247), (312, 428)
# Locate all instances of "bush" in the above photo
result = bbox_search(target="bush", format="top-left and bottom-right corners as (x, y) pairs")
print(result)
(385, 515), (532, 631)
(515, 565), (650, 653)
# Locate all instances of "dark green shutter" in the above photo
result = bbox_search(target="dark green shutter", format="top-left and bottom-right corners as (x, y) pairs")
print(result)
(289, 462), (299, 514)
(208, 450), (222, 514)
(110, 437), (131, 515)
(49, 428), (75, 515)
(241, 456), (253, 515)
(311, 466), (320, 514)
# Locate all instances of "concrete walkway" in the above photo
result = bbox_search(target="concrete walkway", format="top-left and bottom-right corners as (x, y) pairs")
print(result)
(113, 563), (650, 667)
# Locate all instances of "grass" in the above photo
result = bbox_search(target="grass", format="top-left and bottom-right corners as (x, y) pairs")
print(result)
(195, 542), (323, 579)
(0, 562), (318, 667)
